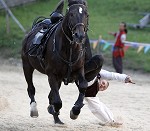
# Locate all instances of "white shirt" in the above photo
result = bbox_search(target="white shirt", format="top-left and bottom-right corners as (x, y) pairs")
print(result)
(88, 69), (127, 86)
(121, 34), (126, 43)
(86, 69), (127, 125)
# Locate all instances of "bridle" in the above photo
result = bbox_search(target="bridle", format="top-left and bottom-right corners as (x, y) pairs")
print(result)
(53, 3), (89, 85)
(61, 3), (88, 45)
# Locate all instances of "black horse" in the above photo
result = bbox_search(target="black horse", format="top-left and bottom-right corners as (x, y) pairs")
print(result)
(22, 0), (88, 124)
(22, 0), (103, 124)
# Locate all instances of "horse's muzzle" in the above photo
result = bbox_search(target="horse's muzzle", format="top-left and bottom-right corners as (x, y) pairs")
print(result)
(73, 32), (85, 44)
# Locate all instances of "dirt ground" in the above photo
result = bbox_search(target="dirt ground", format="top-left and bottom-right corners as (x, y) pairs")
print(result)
(0, 58), (150, 131)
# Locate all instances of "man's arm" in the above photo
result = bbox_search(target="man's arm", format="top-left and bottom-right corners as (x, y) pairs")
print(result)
(108, 32), (117, 37)
(121, 34), (126, 43)
(100, 69), (127, 82)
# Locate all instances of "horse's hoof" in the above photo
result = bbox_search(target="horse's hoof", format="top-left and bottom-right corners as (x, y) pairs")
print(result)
(30, 102), (39, 118)
(53, 113), (64, 125)
(70, 109), (78, 120)
(30, 110), (39, 118)
(55, 119), (64, 125)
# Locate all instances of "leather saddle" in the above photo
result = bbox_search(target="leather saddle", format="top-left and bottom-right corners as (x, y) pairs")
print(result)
(32, 19), (52, 45)
(31, 12), (63, 46)
(28, 14), (63, 58)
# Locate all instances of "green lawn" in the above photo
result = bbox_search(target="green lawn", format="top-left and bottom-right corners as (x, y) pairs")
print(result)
(0, 0), (150, 72)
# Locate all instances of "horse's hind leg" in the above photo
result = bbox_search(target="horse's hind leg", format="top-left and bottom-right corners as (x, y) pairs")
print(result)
(22, 59), (38, 118)
(47, 76), (64, 124)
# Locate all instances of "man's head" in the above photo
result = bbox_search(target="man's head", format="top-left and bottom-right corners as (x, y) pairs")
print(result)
(119, 22), (128, 34)
(98, 79), (109, 91)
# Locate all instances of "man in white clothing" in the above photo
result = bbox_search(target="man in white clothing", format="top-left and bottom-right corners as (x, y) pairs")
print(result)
(84, 69), (133, 126)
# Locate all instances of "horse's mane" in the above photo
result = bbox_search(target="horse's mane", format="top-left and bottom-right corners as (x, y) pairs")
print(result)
(68, 0), (87, 7)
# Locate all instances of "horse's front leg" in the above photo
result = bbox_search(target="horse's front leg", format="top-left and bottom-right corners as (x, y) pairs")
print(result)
(22, 59), (38, 118)
(47, 75), (64, 124)
(70, 67), (88, 120)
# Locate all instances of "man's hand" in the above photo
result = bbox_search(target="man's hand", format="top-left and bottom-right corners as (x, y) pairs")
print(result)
(108, 32), (115, 36)
(125, 76), (135, 84)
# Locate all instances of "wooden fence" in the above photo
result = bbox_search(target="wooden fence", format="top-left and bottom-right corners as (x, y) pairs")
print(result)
(0, 0), (31, 33)
(0, 0), (36, 9)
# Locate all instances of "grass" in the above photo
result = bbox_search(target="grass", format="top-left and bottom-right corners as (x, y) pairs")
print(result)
(0, 0), (60, 57)
(87, 0), (150, 72)
(0, 0), (150, 72)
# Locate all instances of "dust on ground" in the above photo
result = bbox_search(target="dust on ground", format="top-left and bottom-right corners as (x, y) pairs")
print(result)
(0, 58), (150, 131)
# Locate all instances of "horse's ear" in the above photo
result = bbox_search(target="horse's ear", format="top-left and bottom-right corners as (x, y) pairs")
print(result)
(80, 0), (87, 6)
(79, 0), (87, 3)
(54, 0), (64, 14)
(82, 0), (87, 6)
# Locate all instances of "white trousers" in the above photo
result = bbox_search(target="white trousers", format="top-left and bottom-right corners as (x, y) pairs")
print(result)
(85, 97), (114, 125)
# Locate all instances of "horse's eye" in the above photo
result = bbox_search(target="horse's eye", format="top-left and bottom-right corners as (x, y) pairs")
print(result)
(85, 12), (89, 18)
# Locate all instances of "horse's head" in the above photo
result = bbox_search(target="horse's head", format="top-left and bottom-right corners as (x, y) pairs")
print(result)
(64, 0), (89, 44)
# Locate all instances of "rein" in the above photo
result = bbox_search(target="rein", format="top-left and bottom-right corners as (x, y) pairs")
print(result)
(53, 26), (85, 85)
(53, 25), (85, 67)
(53, 23), (85, 71)
(62, 23), (86, 45)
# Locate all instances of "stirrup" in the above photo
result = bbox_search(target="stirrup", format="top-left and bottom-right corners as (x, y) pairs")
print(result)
(33, 31), (44, 45)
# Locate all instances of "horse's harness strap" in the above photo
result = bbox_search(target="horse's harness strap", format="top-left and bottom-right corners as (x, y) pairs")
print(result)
(72, 23), (85, 32)
(68, 4), (86, 10)
(55, 46), (85, 66)
(61, 26), (73, 44)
